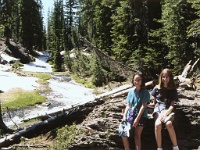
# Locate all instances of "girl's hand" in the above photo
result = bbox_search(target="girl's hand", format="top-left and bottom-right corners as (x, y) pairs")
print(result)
(122, 116), (126, 122)
(132, 118), (139, 128)
(160, 112), (167, 122)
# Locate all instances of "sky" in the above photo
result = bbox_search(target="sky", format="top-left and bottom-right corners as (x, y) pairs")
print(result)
(41, 0), (54, 27)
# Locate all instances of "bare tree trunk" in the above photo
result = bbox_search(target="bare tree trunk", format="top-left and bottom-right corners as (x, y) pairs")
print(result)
(4, 26), (10, 45)
(0, 104), (13, 134)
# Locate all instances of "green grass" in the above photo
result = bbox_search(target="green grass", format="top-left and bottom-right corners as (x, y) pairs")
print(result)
(28, 72), (52, 84)
(0, 72), (51, 111)
(1, 89), (46, 110)
(71, 74), (95, 88)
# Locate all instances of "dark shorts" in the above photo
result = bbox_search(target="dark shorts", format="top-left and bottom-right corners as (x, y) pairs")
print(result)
(138, 117), (148, 126)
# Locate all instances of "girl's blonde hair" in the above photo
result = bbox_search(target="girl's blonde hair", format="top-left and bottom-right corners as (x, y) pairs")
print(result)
(157, 68), (176, 90)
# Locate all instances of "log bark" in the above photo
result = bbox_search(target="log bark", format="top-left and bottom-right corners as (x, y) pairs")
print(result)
(95, 84), (132, 99)
(175, 59), (199, 89)
(181, 60), (192, 78)
(0, 98), (105, 148)
(190, 58), (199, 74)
(0, 112), (68, 148)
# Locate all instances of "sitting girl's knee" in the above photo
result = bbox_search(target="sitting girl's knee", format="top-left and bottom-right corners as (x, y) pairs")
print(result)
(165, 121), (173, 129)
(165, 121), (172, 126)
(155, 123), (162, 130)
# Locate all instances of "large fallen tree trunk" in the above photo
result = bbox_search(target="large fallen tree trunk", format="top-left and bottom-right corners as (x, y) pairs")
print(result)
(0, 99), (105, 148)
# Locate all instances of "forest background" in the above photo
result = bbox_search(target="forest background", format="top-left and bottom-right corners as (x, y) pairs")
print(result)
(0, 0), (200, 86)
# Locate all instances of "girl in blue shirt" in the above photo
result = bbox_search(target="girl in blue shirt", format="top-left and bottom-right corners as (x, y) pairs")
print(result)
(122, 71), (150, 150)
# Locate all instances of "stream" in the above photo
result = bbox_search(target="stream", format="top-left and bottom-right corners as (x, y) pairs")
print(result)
(2, 53), (96, 127)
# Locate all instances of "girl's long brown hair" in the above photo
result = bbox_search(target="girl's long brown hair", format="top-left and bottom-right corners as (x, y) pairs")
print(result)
(157, 68), (176, 90)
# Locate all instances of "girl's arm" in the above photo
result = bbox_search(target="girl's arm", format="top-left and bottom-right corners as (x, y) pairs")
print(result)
(133, 102), (147, 127)
(122, 102), (130, 121)
(122, 89), (133, 121)
(160, 101), (174, 122)
(164, 100), (174, 115)
(152, 97), (156, 104)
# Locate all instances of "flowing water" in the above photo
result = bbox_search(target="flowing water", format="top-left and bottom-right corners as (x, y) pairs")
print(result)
(2, 53), (96, 127)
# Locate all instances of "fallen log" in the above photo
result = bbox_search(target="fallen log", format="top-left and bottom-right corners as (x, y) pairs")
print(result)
(181, 60), (192, 78)
(95, 84), (132, 99)
(13, 143), (48, 149)
(175, 59), (199, 90)
(190, 58), (199, 74)
(0, 98), (105, 148)
(0, 112), (69, 148)
(111, 89), (130, 98)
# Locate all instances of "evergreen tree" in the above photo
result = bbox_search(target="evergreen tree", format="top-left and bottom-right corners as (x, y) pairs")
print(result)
(52, 0), (65, 71)
(111, 0), (134, 62)
(10, 0), (21, 42)
(46, 8), (54, 54)
(111, 0), (149, 71)
(64, 0), (78, 50)
(160, 0), (189, 73)
(143, 0), (168, 75)
(78, 0), (114, 53)
(187, 0), (200, 60)
(77, 0), (95, 41)
(92, 0), (114, 54)
(21, 0), (44, 53)
(0, 0), (15, 44)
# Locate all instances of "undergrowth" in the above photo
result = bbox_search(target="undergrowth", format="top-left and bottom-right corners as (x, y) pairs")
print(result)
(47, 123), (81, 150)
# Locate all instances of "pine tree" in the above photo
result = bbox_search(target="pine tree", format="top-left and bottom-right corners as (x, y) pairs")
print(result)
(111, 0), (149, 71)
(0, 0), (14, 44)
(21, 0), (44, 53)
(51, 0), (65, 71)
(159, 0), (189, 73)
(187, 0), (200, 60)
(111, 0), (135, 62)
(143, 0), (168, 75)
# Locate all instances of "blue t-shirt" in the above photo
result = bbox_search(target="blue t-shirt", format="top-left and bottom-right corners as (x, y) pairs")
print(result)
(126, 87), (150, 118)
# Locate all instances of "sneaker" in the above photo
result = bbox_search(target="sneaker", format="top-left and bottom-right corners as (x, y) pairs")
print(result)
(173, 146), (179, 150)
(164, 112), (175, 123)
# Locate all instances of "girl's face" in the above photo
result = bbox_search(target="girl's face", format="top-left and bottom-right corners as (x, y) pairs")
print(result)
(162, 73), (169, 87)
(133, 74), (142, 87)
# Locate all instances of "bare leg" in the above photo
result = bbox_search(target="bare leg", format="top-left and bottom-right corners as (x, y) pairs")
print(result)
(154, 113), (162, 148)
(122, 136), (130, 150)
(134, 126), (144, 150)
(165, 119), (178, 147)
